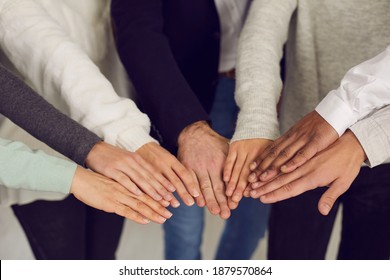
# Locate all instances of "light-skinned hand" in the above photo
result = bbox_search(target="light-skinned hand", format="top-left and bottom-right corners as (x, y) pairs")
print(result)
(85, 141), (174, 206)
(178, 121), (230, 219)
(136, 142), (203, 207)
(223, 138), (272, 209)
(70, 166), (173, 224)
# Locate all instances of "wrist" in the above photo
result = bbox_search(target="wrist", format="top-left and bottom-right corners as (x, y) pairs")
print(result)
(178, 120), (211, 146)
(342, 130), (367, 163)
(85, 141), (105, 169)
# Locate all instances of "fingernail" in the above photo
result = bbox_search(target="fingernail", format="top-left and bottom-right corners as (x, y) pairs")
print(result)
(171, 201), (180, 208)
(166, 212), (173, 218)
(252, 182), (260, 188)
(320, 203), (331, 215)
(192, 191), (200, 197)
(161, 200), (170, 207)
(250, 190), (257, 197)
(260, 171), (268, 180)
(154, 194), (163, 201)
(164, 193), (173, 201)
(143, 218), (150, 224)
(212, 207), (221, 215)
(168, 185), (176, 192)
(134, 189), (142, 196)
(158, 217), (167, 223)
(249, 173), (256, 180)
(281, 165), (287, 172)
(221, 210), (230, 219)
(250, 162), (257, 170)
(233, 194), (241, 202)
(186, 198), (195, 206)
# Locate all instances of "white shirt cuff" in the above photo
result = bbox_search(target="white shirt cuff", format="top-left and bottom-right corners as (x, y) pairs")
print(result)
(315, 90), (358, 136)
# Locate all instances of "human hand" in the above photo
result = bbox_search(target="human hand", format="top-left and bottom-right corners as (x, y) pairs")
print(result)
(85, 142), (174, 206)
(223, 138), (272, 209)
(70, 166), (173, 224)
(249, 111), (338, 182)
(178, 121), (230, 219)
(136, 142), (202, 207)
(249, 130), (366, 215)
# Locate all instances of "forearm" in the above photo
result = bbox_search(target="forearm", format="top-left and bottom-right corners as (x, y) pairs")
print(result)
(0, 64), (100, 166)
(232, 0), (297, 142)
(316, 45), (390, 136)
(111, 0), (209, 148)
(349, 106), (390, 167)
(0, 138), (76, 193)
(0, 0), (156, 151)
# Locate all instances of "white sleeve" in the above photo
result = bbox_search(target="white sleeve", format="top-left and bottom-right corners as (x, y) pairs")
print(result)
(0, 0), (157, 151)
(316, 45), (390, 136)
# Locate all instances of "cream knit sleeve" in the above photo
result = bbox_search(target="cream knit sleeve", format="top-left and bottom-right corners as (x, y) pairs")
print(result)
(232, 0), (297, 142)
(0, 0), (157, 152)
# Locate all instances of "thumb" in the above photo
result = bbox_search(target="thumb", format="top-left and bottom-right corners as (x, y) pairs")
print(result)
(318, 179), (347, 216)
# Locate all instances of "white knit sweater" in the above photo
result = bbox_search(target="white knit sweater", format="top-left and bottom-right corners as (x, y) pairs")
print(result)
(0, 0), (157, 152)
(0, 0), (157, 206)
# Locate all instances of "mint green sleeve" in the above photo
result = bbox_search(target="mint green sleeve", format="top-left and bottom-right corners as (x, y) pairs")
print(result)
(0, 138), (77, 193)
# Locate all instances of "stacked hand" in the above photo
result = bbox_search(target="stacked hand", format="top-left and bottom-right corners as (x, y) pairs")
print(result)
(223, 138), (272, 209)
(81, 111), (364, 221)
(70, 166), (172, 224)
(178, 121), (230, 219)
(242, 111), (365, 215)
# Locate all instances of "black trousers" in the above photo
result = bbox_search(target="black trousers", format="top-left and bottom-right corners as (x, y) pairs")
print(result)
(267, 164), (390, 260)
(12, 195), (124, 260)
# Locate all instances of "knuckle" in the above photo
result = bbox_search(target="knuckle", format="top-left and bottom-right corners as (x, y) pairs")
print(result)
(267, 164), (277, 172)
(279, 148), (290, 158)
(213, 184), (224, 192)
(200, 184), (211, 191)
(268, 147), (279, 159)
(135, 201), (145, 209)
(281, 183), (294, 194)
(297, 149), (308, 160)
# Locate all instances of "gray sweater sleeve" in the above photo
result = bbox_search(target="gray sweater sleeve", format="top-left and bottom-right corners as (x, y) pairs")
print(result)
(349, 106), (390, 168)
(0, 64), (101, 166)
(232, 0), (297, 142)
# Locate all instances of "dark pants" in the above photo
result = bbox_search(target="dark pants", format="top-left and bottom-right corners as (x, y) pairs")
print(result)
(267, 164), (390, 260)
(12, 195), (124, 260)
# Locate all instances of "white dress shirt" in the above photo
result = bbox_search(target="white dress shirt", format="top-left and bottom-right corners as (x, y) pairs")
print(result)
(214, 0), (251, 72)
(316, 45), (390, 136)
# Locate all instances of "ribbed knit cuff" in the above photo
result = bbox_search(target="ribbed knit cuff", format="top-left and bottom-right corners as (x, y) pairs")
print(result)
(115, 126), (158, 152)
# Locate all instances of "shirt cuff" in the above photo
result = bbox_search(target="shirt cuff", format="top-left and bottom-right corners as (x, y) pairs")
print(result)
(315, 90), (358, 136)
(115, 126), (158, 152)
(349, 118), (390, 168)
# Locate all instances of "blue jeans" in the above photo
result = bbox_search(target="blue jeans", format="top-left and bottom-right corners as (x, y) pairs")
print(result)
(164, 76), (270, 259)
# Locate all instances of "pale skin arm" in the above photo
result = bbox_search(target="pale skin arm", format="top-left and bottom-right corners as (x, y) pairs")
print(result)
(223, 138), (272, 209)
(178, 121), (231, 219)
(85, 141), (178, 207)
(70, 166), (173, 224)
(249, 130), (366, 215)
(136, 142), (203, 207)
(248, 111), (339, 183)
